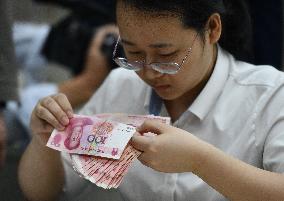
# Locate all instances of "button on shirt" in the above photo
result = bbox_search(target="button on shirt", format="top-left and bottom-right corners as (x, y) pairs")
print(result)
(61, 47), (284, 201)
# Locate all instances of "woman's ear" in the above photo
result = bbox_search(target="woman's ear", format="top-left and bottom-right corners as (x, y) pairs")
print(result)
(205, 13), (222, 44)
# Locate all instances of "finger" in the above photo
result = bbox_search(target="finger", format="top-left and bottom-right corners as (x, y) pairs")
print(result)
(37, 119), (55, 135)
(31, 110), (56, 134)
(97, 24), (119, 39)
(103, 24), (119, 33)
(40, 96), (70, 126)
(35, 104), (65, 131)
(136, 120), (168, 135)
(91, 24), (118, 48)
(131, 135), (153, 152)
(133, 131), (142, 137)
(52, 93), (73, 118)
(137, 152), (150, 167)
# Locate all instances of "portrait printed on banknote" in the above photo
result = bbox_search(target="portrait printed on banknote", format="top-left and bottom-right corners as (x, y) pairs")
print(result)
(64, 117), (94, 150)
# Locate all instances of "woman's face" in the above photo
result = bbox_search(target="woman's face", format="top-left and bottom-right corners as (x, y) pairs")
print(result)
(116, 2), (217, 101)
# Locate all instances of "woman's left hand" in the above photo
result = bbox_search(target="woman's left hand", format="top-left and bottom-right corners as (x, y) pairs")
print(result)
(131, 120), (203, 173)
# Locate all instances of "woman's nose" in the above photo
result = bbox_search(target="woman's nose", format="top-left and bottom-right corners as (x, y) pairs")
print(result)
(142, 64), (163, 79)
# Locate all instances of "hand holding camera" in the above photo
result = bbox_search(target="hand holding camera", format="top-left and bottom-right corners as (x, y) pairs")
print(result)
(84, 24), (119, 77)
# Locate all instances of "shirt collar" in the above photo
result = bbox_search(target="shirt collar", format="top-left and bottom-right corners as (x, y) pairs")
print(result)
(144, 86), (157, 114)
(144, 45), (231, 119)
(189, 45), (230, 120)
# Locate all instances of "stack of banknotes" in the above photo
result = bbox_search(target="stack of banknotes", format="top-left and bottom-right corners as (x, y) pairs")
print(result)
(47, 113), (170, 189)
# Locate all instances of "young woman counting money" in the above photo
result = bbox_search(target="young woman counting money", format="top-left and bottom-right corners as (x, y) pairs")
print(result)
(18, 0), (284, 201)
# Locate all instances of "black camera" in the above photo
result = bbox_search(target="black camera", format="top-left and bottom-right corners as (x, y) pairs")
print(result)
(35, 0), (123, 75)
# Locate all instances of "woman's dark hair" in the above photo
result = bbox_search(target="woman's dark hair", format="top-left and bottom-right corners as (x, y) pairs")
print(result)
(116, 0), (253, 62)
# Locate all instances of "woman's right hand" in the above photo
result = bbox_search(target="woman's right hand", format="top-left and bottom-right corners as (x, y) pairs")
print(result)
(30, 93), (74, 145)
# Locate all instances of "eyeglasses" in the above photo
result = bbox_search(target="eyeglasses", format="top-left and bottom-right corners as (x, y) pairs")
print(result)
(112, 33), (198, 75)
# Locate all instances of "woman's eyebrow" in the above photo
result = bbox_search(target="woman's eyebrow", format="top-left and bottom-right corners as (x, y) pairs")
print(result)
(149, 43), (173, 48)
(121, 38), (174, 48)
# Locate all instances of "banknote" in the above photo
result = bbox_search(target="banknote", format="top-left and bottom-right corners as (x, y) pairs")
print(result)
(71, 145), (141, 189)
(47, 115), (136, 159)
(71, 113), (171, 189)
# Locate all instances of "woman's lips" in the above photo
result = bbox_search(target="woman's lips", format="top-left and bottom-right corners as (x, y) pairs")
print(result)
(153, 84), (171, 91)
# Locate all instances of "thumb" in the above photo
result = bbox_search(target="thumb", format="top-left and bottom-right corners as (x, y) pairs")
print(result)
(136, 119), (168, 135)
(131, 134), (153, 152)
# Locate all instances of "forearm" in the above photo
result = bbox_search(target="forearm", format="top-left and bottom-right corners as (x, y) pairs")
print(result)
(191, 141), (284, 201)
(18, 137), (65, 201)
(58, 75), (95, 108)
(58, 67), (110, 108)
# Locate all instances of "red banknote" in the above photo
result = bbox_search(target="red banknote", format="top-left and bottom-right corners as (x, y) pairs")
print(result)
(47, 115), (136, 159)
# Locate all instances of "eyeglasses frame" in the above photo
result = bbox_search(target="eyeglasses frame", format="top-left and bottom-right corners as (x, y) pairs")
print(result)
(112, 33), (199, 74)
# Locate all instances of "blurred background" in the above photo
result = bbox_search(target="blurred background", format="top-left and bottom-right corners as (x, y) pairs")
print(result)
(9, 0), (67, 23)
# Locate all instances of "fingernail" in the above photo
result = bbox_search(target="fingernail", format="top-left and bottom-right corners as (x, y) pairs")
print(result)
(62, 116), (69, 125)
(58, 125), (65, 131)
(67, 111), (73, 118)
(133, 132), (140, 136)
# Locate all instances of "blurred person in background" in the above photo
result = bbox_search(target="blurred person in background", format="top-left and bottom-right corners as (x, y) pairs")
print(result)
(15, 23), (119, 128)
(0, 0), (19, 169)
(13, 0), (120, 130)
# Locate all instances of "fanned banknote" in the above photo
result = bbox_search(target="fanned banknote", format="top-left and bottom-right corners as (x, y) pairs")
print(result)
(71, 145), (141, 189)
(71, 113), (171, 189)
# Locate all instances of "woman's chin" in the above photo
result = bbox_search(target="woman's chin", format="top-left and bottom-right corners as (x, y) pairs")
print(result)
(154, 88), (180, 101)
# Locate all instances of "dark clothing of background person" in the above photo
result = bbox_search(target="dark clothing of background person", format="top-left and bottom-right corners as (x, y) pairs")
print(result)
(247, 0), (283, 70)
